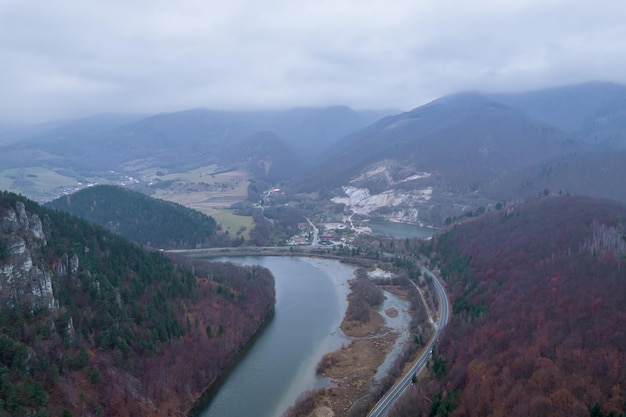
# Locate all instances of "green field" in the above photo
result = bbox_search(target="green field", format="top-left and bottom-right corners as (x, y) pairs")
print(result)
(146, 166), (253, 238)
(152, 181), (248, 210)
(0, 167), (80, 201)
(138, 165), (248, 185)
(150, 166), (249, 209)
(153, 192), (254, 239)
(210, 209), (254, 239)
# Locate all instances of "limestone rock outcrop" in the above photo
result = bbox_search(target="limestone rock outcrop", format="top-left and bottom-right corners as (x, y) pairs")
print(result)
(1, 201), (55, 309)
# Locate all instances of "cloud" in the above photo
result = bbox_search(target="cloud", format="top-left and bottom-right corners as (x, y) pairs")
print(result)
(1, 0), (626, 122)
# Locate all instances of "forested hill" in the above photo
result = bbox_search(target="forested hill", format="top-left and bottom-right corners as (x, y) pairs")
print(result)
(395, 195), (626, 417)
(0, 191), (275, 416)
(46, 185), (224, 249)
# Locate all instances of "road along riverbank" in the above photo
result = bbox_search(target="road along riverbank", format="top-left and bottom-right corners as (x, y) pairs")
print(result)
(180, 251), (436, 417)
(283, 269), (434, 417)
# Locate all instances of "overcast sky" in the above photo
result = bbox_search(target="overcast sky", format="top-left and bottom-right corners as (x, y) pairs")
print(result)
(1, 0), (626, 123)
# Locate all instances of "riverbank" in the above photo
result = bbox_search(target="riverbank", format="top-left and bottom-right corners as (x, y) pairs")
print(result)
(178, 253), (428, 417)
(194, 257), (358, 417)
(187, 308), (275, 416)
(284, 275), (415, 417)
(314, 312), (398, 416)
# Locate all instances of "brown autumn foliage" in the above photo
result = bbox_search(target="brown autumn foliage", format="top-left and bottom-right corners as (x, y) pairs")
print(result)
(50, 258), (275, 417)
(0, 190), (276, 417)
(344, 272), (385, 324)
(148, 256), (276, 416)
(55, 259), (275, 417)
(394, 195), (626, 417)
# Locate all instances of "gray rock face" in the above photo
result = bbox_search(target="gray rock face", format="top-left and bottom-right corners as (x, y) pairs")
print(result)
(30, 214), (46, 245)
(0, 247), (55, 309)
(7, 235), (26, 255)
(54, 253), (69, 277)
(53, 253), (79, 279)
(2, 209), (18, 233)
(16, 202), (29, 229)
(70, 254), (79, 275)
(1, 205), (46, 244)
(1, 202), (56, 309)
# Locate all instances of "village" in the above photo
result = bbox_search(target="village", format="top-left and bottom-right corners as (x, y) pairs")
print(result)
(287, 219), (373, 248)
(255, 185), (377, 248)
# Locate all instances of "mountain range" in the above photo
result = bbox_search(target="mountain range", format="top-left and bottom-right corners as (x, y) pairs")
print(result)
(0, 106), (386, 174)
(1, 81), (626, 226)
(295, 82), (626, 225)
(300, 93), (582, 191)
(3, 81), (626, 417)
(490, 81), (626, 148)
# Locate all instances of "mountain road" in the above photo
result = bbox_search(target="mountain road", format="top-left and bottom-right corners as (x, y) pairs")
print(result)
(366, 265), (450, 417)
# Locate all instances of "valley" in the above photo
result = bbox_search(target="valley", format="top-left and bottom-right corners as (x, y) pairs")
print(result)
(4, 0), (626, 415)
(5, 82), (626, 234)
(2, 82), (626, 417)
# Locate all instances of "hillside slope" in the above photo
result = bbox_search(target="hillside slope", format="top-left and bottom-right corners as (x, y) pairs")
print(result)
(46, 185), (224, 249)
(0, 191), (275, 417)
(297, 93), (581, 226)
(307, 93), (580, 190)
(259, 105), (390, 162)
(395, 196), (626, 417)
(483, 149), (626, 204)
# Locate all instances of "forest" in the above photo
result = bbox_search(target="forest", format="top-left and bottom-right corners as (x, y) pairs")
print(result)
(0, 191), (275, 417)
(46, 185), (229, 249)
(391, 195), (626, 417)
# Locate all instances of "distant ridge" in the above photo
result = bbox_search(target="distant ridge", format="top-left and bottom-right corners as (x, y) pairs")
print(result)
(2, 82), (626, 227)
(483, 148), (626, 204)
(0, 105), (389, 176)
(490, 81), (626, 148)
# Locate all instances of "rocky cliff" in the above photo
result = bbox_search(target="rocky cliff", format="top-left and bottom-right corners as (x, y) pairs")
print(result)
(0, 201), (56, 310)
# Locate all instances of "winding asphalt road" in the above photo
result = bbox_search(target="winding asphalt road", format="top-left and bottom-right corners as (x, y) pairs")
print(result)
(366, 265), (450, 417)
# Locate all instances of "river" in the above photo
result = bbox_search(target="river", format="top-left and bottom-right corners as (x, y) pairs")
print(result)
(197, 256), (354, 417)
(373, 291), (411, 383)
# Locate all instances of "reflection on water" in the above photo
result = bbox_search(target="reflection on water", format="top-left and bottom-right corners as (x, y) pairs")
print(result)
(198, 257), (354, 417)
(197, 256), (415, 417)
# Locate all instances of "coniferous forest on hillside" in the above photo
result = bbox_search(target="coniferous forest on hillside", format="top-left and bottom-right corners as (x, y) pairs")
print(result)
(0, 191), (275, 417)
(46, 185), (227, 249)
